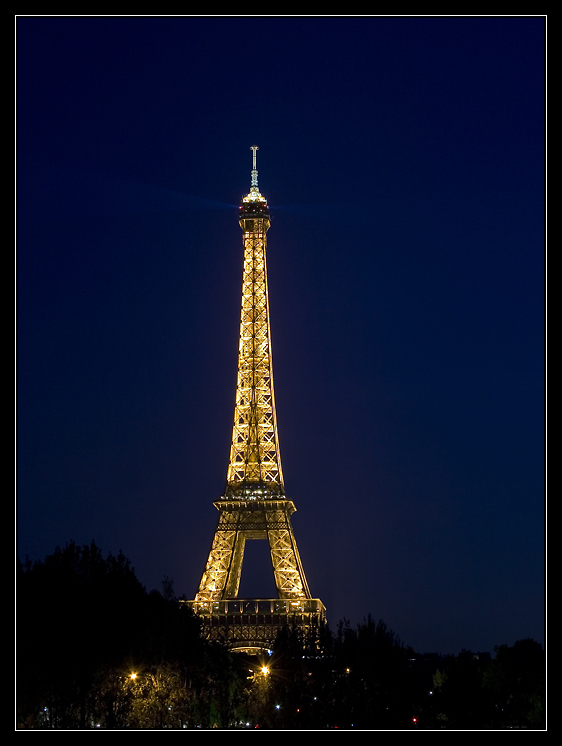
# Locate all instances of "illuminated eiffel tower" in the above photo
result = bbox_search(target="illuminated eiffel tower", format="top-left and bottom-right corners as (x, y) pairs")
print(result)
(185, 147), (325, 653)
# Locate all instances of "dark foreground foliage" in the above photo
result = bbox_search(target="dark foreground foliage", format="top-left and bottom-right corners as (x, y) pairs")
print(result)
(17, 543), (545, 729)
(17, 542), (243, 728)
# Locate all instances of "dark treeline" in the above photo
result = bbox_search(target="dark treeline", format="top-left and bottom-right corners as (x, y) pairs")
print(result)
(17, 543), (544, 729)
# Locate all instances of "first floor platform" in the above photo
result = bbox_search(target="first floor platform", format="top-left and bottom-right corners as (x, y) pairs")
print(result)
(182, 598), (326, 654)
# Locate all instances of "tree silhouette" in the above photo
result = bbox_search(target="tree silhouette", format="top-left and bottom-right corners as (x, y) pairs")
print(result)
(16, 542), (236, 728)
(484, 639), (545, 729)
(17, 544), (545, 729)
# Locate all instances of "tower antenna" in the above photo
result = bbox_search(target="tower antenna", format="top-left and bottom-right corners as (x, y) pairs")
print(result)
(250, 145), (259, 189)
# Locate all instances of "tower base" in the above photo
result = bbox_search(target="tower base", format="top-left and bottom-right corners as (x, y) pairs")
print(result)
(182, 598), (326, 653)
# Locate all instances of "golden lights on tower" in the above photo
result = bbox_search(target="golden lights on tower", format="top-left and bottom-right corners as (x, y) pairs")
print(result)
(186, 147), (325, 652)
(226, 146), (283, 499)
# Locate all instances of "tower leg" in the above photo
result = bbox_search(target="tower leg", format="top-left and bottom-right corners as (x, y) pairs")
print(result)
(194, 499), (311, 602)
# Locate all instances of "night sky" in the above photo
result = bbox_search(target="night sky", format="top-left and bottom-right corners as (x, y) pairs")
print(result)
(17, 17), (545, 656)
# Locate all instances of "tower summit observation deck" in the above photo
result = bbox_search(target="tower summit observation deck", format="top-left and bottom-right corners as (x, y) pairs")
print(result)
(184, 147), (325, 653)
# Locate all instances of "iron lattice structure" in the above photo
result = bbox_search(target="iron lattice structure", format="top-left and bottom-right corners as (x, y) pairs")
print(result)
(185, 148), (324, 651)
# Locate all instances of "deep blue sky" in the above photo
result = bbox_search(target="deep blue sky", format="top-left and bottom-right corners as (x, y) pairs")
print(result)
(17, 16), (545, 656)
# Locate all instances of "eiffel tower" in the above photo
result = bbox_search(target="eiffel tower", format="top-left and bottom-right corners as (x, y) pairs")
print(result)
(184, 147), (325, 653)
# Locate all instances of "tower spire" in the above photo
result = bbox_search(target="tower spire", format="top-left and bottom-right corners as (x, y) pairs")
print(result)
(251, 144), (259, 188)
(244, 144), (265, 203)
